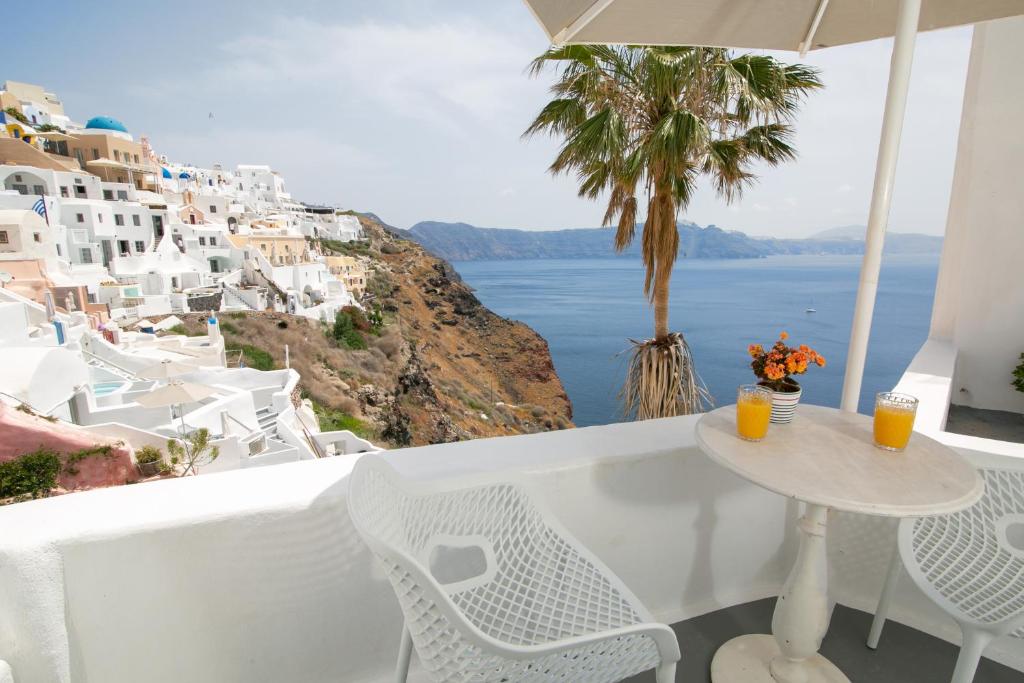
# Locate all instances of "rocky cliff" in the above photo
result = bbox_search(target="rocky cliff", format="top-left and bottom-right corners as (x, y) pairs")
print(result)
(167, 215), (573, 448)
(403, 220), (943, 262)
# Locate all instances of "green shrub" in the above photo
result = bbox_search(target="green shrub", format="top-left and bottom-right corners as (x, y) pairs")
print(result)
(1014, 353), (1024, 393)
(135, 446), (163, 464)
(228, 311), (247, 319)
(0, 450), (62, 500)
(165, 323), (204, 337)
(219, 320), (239, 335)
(312, 401), (373, 439)
(62, 444), (114, 475)
(227, 343), (275, 370)
(3, 107), (29, 124)
(332, 309), (368, 350)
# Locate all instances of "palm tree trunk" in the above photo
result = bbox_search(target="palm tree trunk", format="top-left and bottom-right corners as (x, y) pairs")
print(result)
(653, 270), (670, 341)
(651, 185), (675, 342)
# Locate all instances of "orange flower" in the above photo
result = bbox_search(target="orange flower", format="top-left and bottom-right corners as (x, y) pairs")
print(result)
(748, 344), (764, 358)
(779, 331), (789, 340)
(765, 363), (785, 381)
(816, 356), (826, 367)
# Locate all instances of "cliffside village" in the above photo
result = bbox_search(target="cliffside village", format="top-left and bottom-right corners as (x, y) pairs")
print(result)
(0, 80), (381, 491)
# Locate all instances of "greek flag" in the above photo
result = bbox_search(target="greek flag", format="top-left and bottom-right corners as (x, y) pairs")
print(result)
(32, 198), (49, 225)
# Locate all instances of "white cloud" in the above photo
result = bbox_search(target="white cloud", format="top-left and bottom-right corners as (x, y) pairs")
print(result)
(108, 7), (971, 235)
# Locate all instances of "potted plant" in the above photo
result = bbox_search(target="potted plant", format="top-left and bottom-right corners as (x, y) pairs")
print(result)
(748, 331), (826, 423)
(134, 445), (164, 477)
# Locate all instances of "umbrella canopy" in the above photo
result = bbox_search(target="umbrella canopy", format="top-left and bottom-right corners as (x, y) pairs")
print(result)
(139, 359), (198, 380)
(161, 167), (173, 179)
(134, 380), (217, 408)
(32, 130), (77, 141)
(524, 0), (1024, 51)
(85, 157), (129, 169)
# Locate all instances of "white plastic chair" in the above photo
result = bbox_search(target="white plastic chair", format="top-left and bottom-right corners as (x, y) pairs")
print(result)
(347, 454), (681, 683)
(867, 467), (1024, 683)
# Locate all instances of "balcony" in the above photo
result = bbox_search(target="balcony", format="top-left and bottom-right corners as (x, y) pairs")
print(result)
(0, 416), (1021, 682)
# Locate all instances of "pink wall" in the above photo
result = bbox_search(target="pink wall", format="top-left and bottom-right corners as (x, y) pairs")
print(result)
(0, 404), (139, 492)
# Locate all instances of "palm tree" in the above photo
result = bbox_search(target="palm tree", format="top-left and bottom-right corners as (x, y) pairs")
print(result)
(525, 46), (822, 419)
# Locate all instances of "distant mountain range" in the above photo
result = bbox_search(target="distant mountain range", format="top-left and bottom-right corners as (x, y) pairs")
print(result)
(399, 220), (943, 262)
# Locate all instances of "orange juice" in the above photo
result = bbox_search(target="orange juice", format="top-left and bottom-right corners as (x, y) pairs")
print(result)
(737, 392), (772, 441)
(873, 402), (916, 451)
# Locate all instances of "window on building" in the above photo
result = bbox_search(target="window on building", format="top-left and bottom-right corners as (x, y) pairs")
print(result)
(117, 190), (128, 200)
(113, 150), (120, 161)
(133, 154), (139, 164)
(33, 233), (41, 243)
(118, 240), (130, 256)
(80, 248), (93, 264)
(55, 244), (61, 256)
(76, 213), (84, 223)
(103, 190), (114, 200)
(13, 175), (22, 182)
(209, 236), (217, 246)
(199, 236), (206, 246)
(98, 214), (103, 223)
(132, 215), (140, 226)
(32, 185), (44, 195)
(114, 214), (124, 226)
(0, 231), (8, 244)
(209, 205), (217, 213)
(135, 240), (145, 253)
(60, 186), (69, 197)
(74, 185), (86, 197)
(92, 148), (99, 160)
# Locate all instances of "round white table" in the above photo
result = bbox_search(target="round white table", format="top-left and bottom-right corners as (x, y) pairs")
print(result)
(695, 403), (983, 683)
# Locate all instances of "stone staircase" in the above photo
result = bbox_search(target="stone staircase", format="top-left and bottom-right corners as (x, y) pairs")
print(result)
(221, 282), (260, 311)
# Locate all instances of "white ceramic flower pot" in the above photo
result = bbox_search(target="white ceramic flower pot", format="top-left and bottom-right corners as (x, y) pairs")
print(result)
(768, 386), (802, 424)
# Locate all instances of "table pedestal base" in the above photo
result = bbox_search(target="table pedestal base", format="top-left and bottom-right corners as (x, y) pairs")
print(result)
(711, 635), (849, 683)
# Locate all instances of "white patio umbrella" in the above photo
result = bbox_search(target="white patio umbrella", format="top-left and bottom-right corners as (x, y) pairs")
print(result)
(135, 379), (218, 441)
(521, 0), (1024, 412)
(139, 358), (198, 380)
(524, 0), (1023, 52)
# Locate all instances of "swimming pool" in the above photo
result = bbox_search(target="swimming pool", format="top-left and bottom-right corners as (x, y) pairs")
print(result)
(92, 381), (126, 397)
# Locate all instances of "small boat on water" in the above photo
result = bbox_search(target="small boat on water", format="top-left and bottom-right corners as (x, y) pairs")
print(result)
(805, 307), (817, 313)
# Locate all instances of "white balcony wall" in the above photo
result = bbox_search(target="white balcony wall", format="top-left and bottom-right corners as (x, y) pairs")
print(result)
(930, 16), (1024, 414)
(3, 417), (1020, 682)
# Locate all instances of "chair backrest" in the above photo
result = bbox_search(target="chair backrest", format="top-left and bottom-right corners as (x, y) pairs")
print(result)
(347, 455), (649, 656)
(903, 467), (1024, 632)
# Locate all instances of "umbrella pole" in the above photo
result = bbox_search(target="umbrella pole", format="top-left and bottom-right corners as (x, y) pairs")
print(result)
(840, 0), (921, 413)
(178, 403), (194, 476)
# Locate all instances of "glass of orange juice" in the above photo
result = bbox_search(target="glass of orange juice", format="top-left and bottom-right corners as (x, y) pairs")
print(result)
(737, 385), (773, 442)
(873, 392), (918, 451)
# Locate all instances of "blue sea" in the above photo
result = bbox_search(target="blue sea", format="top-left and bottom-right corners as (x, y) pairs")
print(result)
(453, 254), (939, 427)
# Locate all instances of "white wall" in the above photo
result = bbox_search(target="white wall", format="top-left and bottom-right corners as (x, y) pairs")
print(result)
(1, 416), (1019, 683)
(930, 16), (1024, 414)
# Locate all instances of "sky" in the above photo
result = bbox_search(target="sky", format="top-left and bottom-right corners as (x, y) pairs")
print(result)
(2, 1), (972, 236)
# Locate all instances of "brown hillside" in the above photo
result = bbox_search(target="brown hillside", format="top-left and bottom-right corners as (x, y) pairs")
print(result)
(162, 215), (572, 448)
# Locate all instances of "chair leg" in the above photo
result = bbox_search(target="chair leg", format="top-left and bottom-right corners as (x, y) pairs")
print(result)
(950, 628), (994, 683)
(655, 661), (676, 683)
(867, 540), (903, 649)
(395, 623), (413, 683)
